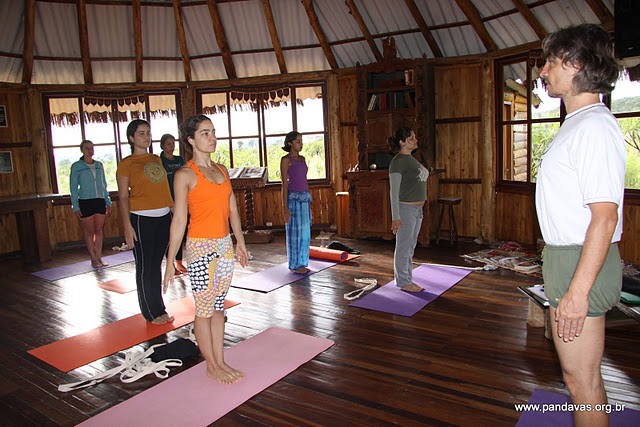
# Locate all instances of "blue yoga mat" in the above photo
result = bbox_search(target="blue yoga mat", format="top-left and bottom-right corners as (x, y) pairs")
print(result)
(349, 264), (471, 316)
(516, 389), (639, 426)
(32, 251), (134, 281)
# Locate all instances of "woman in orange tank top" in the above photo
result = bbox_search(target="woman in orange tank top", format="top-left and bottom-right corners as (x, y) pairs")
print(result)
(163, 115), (248, 385)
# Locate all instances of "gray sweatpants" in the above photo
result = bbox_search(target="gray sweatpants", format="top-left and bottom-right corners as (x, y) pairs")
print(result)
(394, 203), (423, 288)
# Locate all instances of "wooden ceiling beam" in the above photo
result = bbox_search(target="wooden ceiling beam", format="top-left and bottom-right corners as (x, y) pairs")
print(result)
(301, 0), (339, 69)
(261, 0), (287, 74)
(172, 0), (192, 82)
(22, 0), (35, 84)
(404, 0), (443, 58)
(583, 0), (613, 28)
(344, 0), (382, 62)
(132, 0), (143, 83)
(76, 0), (93, 84)
(206, 0), (237, 79)
(454, 0), (498, 52)
(510, 0), (547, 40)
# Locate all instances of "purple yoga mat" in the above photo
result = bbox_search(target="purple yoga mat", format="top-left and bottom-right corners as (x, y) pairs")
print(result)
(32, 251), (134, 281)
(349, 264), (471, 316)
(231, 259), (337, 292)
(516, 389), (639, 426)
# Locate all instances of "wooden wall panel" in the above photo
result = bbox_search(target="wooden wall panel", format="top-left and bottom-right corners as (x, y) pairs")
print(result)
(435, 123), (480, 179)
(434, 65), (482, 119)
(620, 201), (640, 265)
(437, 182), (481, 238)
(0, 148), (35, 196)
(495, 191), (537, 247)
(0, 92), (30, 142)
(337, 75), (359, 192)
(0, 214), (20, 253)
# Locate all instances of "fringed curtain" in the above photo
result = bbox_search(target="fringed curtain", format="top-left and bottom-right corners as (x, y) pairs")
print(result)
(201, 84), (321, 114)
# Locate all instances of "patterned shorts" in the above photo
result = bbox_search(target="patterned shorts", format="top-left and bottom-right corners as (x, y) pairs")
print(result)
(185, 234), (234, 318)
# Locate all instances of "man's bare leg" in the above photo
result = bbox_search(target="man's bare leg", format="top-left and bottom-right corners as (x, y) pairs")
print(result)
(550, 306), (608, 427)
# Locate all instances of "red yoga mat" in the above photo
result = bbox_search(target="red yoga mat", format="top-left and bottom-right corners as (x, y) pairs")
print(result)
(309, 245), (350, 261)
(28, 297), (240, 372)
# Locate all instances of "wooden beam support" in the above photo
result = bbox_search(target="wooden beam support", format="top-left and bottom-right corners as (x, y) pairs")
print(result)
(206, 0), (237, 79)
(132, 0), (143, 83)
(344, 0), (382, 62)
(76, 0), (93, 84)
(454, 0), (497, 52)
(510, 0), (547, 40)
(584, 0), (613, 28)
(404, 0), (443, 57)
(301, 0), (339, 69)
(22, 0), (35, 84)
(261, 0), (287, 74)
(172, 0), (192, 82)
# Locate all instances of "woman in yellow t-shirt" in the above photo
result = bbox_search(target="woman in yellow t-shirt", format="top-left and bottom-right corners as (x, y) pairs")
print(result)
(116, 119), (174, 325)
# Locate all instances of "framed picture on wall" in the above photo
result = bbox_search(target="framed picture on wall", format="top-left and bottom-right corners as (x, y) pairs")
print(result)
(0, 151), (13, 173)
(0, 105), (7, 127)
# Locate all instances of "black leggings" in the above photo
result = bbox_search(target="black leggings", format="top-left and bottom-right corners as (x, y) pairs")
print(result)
(130, 212), (171, 321)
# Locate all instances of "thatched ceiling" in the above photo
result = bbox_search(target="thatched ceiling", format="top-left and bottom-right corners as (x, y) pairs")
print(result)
(0, 0), (616, 86)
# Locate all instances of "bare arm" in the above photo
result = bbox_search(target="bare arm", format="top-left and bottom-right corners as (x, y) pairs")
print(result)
(555, 201), (619, 341)
(280, 156), (291, 223)
(163, 167), (192, 292)
(116, 174), (136, 248)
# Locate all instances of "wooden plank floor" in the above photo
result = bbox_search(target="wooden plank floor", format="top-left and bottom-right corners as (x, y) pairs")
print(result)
(2, 234), (639, 426)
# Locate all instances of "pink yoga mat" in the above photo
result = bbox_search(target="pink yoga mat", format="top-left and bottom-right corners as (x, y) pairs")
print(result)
(349, 265), (471, 316)
(78, 328), (334, 426)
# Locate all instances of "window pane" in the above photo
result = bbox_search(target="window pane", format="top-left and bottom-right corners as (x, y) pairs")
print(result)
(618, 117), (640, 189)
(85, 119), (114, 145)
(530, 122), (559, 182)
(117, 105), (147, 147)
(265, 135), (285, 181)
(230, 104), (258, 136)
(231, 138), (259, 167)
(502, 62), (527, 121)
(53, 147), (82, 194)
(203, 93), (229, 138)
(150, 142), (161, 155)
(302, 133), (326, 179)
(263, 102), (292, 134)
(611, 72), (640, 114)
(532, 77), (561, 119)
(501, 124), (528, 181)
(296, 87), (324, 133)
(93, 145), (118, 191)
(213, 138), (230, 167)
(49, 98), (82, 147)
(148, 94), (179, 144)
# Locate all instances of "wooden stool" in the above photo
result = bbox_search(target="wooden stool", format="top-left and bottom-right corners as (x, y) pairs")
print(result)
(436, 196), (462, 245)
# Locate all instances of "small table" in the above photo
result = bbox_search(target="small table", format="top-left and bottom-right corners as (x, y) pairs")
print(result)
(228, 167), (273, 243)
(517, 285), (552, 340)
(0, 193), (55, 263)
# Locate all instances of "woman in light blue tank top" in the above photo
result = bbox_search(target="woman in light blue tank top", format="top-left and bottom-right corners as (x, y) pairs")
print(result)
(280, 131), (312, 273)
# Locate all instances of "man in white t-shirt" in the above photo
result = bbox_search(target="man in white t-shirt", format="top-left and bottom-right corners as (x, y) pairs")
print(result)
(535, 24), (626, 426)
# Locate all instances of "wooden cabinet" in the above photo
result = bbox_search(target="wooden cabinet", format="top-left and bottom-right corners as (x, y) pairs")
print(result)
(347, 171), (440, 246)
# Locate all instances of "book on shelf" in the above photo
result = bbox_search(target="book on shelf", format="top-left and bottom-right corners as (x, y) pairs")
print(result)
(367, 94), (377, 111)
(404, 69), (414, 86)
(404, 92), (414, 108)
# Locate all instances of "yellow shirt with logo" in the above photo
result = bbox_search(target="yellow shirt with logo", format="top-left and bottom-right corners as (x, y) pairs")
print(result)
(116, 153), (174, 211)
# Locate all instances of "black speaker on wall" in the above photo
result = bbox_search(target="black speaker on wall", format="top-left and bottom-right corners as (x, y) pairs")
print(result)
(615, 0), (640, 59)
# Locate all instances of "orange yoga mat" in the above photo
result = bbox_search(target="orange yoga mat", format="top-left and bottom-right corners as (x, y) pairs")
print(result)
(28, 297), (239, 372)
(309, 245), (354, 261)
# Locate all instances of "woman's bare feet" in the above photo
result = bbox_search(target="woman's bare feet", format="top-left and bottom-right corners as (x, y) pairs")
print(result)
(400, 283), (423, 292)
(91, 260), (102, 268)
(151, 314), (175, 325)
(98, 259), (109, 267)
(292, 267), (310, 274)
(206, 364), (244, 385)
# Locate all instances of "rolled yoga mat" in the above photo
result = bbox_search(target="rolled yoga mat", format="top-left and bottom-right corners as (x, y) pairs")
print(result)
(28, 297), (240, 372)
(516, 389), (639, 426)
(77, 327), (334, 427)
(349, 264), (471, 316)
(309, 245), (348, 261)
